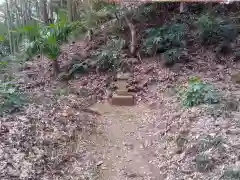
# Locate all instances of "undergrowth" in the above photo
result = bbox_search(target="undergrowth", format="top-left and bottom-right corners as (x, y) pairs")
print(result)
(196, 14), (238, 46)
(162, 48), (184, 66)
(143, 23), (186, 55)
(96, 36), (125, 71)
(222, 169), (240, 180)
(0, 81), (25, 115)
(180, 77), (219, 107)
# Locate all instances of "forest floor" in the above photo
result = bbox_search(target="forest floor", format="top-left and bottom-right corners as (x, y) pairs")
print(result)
(1, 37), (240, 180)
(1, 3), (240, 179)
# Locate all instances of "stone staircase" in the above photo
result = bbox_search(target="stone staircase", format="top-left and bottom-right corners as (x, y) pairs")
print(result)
(111, 73), (135, 106)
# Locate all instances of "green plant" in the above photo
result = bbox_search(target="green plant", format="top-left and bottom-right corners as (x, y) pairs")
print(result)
(15, 16), (76, 75)
(222, 169), (240, 180)
(195, 154), (214, 172)
(196, 14), (238, 45)
(162, 48), (183, 66)
(0, 35), (11, 58)
(143, 23), (186, 55)
(180, 77), (219, 107)
(96, 37), (125, 71)
(80, 1), (119, 31)
(0, 81), (25, 114)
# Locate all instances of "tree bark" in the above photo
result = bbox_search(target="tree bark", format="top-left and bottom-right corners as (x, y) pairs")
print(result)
(40, 0), (48, 24)
(180, 2), (185, 13)
(49, 0), (54, 22)
(124, 15), (136, 56)
(67, 0), (73, 22)
(5, 0), (13, 55)
(35, 0), (40, 18)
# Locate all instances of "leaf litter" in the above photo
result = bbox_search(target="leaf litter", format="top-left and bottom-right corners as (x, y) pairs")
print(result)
(1, 28), (240, 180)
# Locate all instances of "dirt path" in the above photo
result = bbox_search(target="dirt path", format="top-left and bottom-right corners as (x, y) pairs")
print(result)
(90, 103), (166, 180)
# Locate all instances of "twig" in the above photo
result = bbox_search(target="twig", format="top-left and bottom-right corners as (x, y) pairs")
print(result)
(137, 51), (143, 63)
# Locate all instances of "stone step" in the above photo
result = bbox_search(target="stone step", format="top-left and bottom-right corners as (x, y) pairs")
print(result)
(117, 72), (131, 81)
(116, 89), (129, 96)
(111, 94), (134, 106)
(116, 80), (128, 89)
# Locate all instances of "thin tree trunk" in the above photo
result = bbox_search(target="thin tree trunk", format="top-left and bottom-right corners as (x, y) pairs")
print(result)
(67, 0), (73, 22)
(35, 0), (40, 18)
(124, 15), (136, 56)
(180, 2), (185, 13)
(49, 0), (54, 22)
(5, 0), (13, 55)
(40, 0), (48, 24)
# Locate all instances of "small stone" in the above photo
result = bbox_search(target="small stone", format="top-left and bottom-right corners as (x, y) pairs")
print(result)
(62, 112), (68, 117)
(145, 66), (154, 74)
(144, 140), (151, 148)
(81, 80), (88, 86)
(124, 142), (134, 149)
(7, 166), (20, 177)
(124, 171), (138, 178)
(96, 161), (103, 167)
(175, 147), (183, 154)
(226, 128), (240, 135)
(127, 172), (138, 178)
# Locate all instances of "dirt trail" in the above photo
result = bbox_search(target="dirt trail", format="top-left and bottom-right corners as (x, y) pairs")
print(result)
(90, 103), (166, 180)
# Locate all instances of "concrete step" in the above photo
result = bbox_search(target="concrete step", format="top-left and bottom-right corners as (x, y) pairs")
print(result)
(116, 89), (129, 96)
(111, 94), (134, 106)
(117, 72), (131, 81)
(116, 80), (128, 89)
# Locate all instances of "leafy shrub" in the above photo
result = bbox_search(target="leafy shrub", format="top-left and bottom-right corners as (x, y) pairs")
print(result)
(143, 23), (186, 55)
(96, 37), (125, 71)
(162, 48), (183, 66)
(80, 1), (119, 31)
(0, 36), (10, 57)
(0, 60), (8, 73)
(132, 3), (158, 21)
(196, 14), (238, 45)
(195, 154), (214, 172)
(222, 169), (240, 180)
(0, 81), (25, 114)
(180, 77), (219, 107)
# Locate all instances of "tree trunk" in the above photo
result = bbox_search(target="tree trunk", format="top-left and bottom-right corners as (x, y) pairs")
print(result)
(40, 0), (48, 24)
(49, 0), (54, 22)
(124, 15), (136, 56)
(180, 2), (186, 13)
(5, 0), (13, 55)
(35, 0), (40, 18)
(67, 0), (73, 22)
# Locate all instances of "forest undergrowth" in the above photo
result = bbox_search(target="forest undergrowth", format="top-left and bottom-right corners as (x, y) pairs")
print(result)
(0, 2), (240, 180)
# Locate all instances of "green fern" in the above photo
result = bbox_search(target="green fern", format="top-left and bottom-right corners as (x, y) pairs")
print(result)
(0, 81), (25, 114)
(162, 48), (183, 66)
(196, 14), (238, 45)
(96, 37), (125, 71)
(180, 77), (219, 107)
(143, 23), (186, 55)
